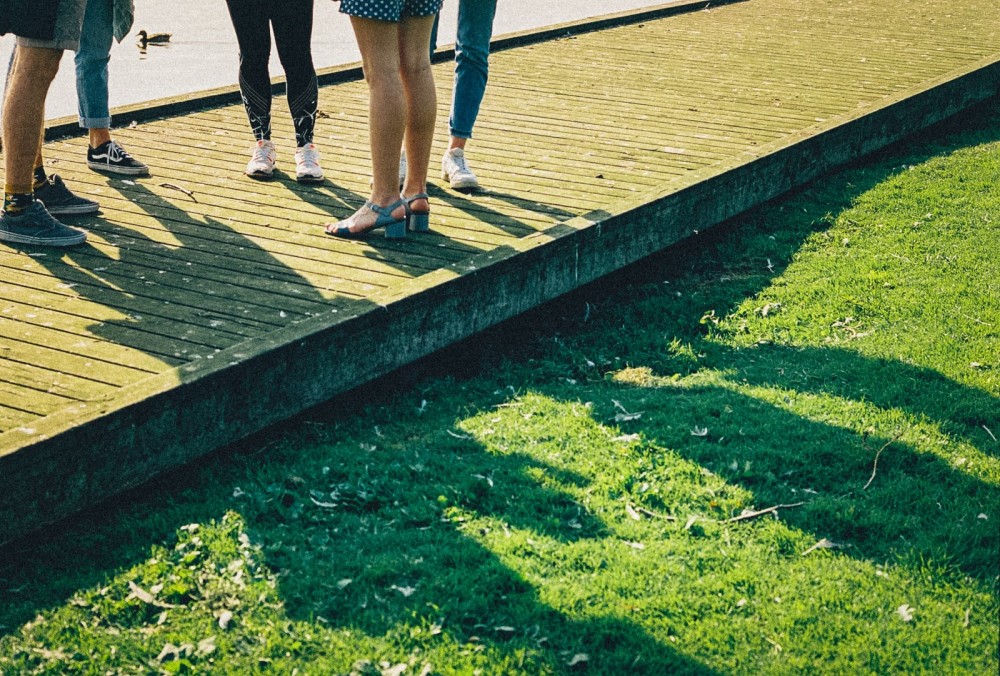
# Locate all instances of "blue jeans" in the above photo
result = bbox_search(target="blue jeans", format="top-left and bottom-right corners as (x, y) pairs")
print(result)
(74, 0), (114, 129)
(431, 0), (497, 139)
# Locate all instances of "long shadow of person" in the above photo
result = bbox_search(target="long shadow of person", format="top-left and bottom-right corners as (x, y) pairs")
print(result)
(579, 347), (999, 583)
(17, 175), (345, 364)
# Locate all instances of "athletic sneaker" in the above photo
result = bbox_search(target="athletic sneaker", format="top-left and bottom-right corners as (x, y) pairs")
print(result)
(246, 139), (276, 179)
(34, 175), (100, 215)
(294, 143), (324, 183)
(441, 148), (480, 190)
(0, 201), (87, 247)
(87, 140), (150, 176)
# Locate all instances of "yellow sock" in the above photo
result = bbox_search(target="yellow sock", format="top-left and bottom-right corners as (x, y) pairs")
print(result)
(3, 183), (35, 214)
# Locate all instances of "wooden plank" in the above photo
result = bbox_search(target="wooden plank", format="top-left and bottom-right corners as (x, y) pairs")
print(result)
(0, 405), (36, 431)
(1, 357), (118, 401)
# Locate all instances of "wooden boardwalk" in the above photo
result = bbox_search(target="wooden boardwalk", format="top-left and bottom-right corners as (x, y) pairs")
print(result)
(1, 0), (998, 544)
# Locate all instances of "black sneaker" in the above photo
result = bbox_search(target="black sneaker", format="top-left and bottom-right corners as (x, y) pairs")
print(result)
(34, 174), (100, 215)
(87, 140), (150, 176)
(0, 201), (87, 247)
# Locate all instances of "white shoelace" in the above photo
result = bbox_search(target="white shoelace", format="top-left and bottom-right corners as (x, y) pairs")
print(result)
(297, 145), (320, 169)
(251, 144), (275, 166)
(108, 142), (127, 162)
(451, 155), (470, 174)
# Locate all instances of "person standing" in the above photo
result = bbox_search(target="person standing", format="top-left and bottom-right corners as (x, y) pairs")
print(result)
(0, 0), (95, 247)
(76, 0), (150, 176)
(326, 0), (441, 238)
(224, 0), (324, 183)
(434, 0), (497, 191)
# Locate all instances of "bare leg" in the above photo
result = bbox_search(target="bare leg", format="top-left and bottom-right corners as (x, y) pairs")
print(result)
(398, 15), (436, 207)
(448, 136), (467, 151)
(2, 46), (61, 192)
(354, 16), (405, 212)
(89, 128), (112, 148)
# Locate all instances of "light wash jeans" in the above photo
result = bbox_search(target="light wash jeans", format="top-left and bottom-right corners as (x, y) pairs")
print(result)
(432, 0), (497, 139)
(74, 0), (114, 129)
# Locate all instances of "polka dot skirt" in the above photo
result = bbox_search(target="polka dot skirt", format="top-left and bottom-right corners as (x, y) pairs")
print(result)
(340, 0), (443, 21)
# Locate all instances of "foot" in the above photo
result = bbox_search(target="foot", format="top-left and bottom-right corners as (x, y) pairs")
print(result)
(402, 193), (430, 233)
(0, 201), (87, 247)
(87, 140), (150, 176)
(442, 148), (480, 191)
(325, 199), (407, 239)
(246, 139), (276, 179)
(34, 175), (100, 215)
(295, 143), (324, 183)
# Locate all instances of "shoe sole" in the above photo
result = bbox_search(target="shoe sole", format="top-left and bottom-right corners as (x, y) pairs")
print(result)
(87, 161), (150, 177)
(0, 230), (87, 247)
(447, 176), (480, 191)
(296, 174), (325, 184)
(44, 203), (101, 216)
(246, 170), (275, 180)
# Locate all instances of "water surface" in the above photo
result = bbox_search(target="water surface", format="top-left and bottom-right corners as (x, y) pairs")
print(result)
(0, 0), (667, 122)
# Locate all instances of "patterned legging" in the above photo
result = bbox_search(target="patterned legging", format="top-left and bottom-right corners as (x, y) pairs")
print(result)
(224, 0), (318, 147)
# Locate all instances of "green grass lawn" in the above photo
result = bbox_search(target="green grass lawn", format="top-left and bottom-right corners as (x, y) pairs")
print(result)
(2, 101), (998, 674)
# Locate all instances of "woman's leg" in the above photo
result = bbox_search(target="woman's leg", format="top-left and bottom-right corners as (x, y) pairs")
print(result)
(224, 0), (274, 141)
(271, 0), (318, 147)
(353, 16), (405, 210)
(74, 0), (114, 145)
(398, 14), (436, 202)
(325, 16), (408, 235)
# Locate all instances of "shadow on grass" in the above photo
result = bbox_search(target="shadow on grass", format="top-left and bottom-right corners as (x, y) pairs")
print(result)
(583, 344), (999, 581)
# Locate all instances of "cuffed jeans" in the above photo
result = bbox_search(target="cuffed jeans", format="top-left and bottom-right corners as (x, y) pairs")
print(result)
(432, 0), (497, 139)
(74, 0), (114, 129)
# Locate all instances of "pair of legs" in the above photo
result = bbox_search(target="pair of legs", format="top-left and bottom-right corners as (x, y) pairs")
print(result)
(432, 0), (497, 152)
(225, 0), (320, 180)
(74, 0), (148, 175)
(433, 0), (496, 190)
(327, 7), (438, 237)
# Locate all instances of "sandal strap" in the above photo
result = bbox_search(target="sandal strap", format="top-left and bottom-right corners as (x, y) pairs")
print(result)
(365, 198), (405, 217)
(401, 193), (429, 216)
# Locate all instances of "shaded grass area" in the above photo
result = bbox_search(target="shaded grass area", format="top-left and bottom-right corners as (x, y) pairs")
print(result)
(1, 100), (999, 673)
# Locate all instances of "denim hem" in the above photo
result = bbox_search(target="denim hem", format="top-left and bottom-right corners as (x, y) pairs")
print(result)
(16, 36), (79, 51)
(78, 116), (112, 129)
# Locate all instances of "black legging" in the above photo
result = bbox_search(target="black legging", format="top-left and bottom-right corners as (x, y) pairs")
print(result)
(224, 0), (318, 147)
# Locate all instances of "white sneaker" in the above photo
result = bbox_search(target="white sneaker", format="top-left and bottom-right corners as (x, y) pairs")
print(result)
(246, 139), (276, 179)
(294, 143), (324, 183)
(442, 148), (480, 190)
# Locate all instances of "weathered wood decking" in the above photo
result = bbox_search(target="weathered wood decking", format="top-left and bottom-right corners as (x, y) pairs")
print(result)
(1, 0), (998, 544)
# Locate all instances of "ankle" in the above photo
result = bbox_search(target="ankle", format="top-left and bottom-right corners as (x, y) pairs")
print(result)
(89, 129), (112, 149)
